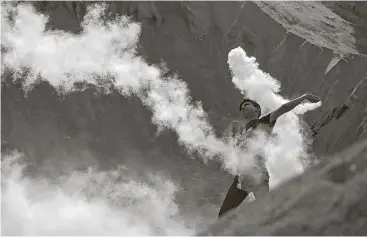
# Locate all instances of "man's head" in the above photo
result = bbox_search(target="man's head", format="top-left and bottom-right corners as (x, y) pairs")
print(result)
(239, 98), (261, 120)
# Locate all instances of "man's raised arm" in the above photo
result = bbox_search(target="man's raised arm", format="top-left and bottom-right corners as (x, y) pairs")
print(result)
(269, 94), (321, 122)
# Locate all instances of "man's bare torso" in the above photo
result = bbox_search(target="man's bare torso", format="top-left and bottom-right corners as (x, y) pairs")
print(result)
(224, 115), (276, 192)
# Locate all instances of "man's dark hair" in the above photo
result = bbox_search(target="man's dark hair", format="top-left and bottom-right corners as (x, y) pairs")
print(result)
(239, 98), (261, 118)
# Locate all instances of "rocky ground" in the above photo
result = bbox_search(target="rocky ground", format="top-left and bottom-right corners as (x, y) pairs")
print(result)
(2, 1), (367, 234)
(202, 140), (367, 235)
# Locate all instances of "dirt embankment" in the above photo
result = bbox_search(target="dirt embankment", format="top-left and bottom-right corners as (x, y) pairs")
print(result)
(202, 140), (367, 236)
(2, 1), (367, 226)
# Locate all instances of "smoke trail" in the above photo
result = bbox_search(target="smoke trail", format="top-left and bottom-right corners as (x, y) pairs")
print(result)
(1, 2), (260, 177)
(1, 151), (192, 235)
(228, 48), (321, 187)
(0, 4), (264, 234)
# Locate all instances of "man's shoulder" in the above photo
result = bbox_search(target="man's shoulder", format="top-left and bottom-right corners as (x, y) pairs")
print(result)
(258, 113), (271, 123)
(258, 113), (277, 126)
(246, 113), (276, 130)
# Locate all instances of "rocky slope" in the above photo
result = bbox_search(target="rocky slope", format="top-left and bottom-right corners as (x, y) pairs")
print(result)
(202, 139), (367, 235)
(2, 0), (367, 230)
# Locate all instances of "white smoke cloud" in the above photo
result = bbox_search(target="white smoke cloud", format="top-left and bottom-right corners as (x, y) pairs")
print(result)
(1, 151), (192, 235)
(1, 2), (258, 177)
(228, 47), (321, 187)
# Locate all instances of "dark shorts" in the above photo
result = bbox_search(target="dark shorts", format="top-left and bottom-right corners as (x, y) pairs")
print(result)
(218, 176), (249, 218)
(218, 172), (270, 218)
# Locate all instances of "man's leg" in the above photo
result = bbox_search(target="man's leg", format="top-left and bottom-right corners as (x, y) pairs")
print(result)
(218, 176), (249, 218)
(252, 183), (269, 200)
(252, 169), (270, 200)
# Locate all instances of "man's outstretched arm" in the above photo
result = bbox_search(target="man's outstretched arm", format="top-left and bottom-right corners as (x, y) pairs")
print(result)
(268, 94), (320, 122)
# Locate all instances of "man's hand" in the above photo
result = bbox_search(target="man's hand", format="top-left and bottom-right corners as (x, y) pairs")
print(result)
(305, 93), (321, 103)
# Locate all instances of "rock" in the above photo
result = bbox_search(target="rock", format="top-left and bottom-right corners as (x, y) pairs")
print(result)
(201, 139), (367, 236)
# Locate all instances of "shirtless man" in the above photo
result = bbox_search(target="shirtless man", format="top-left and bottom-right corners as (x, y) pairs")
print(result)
(218, 93), (320, 218)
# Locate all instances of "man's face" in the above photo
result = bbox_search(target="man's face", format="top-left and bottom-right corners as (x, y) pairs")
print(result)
(240, 102), (259, 120)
